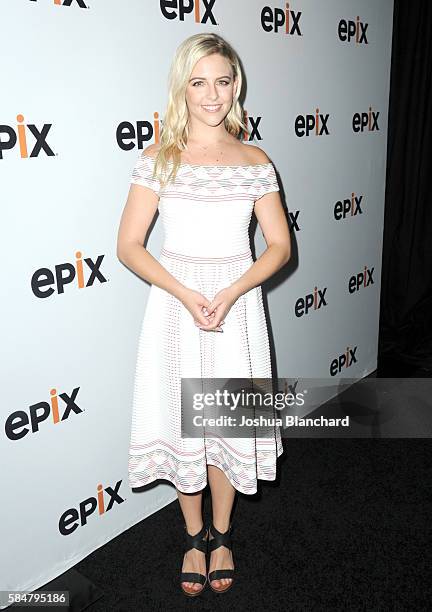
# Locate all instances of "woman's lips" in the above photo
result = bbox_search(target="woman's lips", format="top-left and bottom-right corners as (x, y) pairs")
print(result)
(202, 105), (222, 112)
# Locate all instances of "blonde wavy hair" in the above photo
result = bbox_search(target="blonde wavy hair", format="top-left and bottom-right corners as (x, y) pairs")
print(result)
(152, 32), (248, 189)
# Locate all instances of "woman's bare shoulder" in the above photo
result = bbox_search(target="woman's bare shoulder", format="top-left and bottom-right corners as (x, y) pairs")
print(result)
(239, 143), (271, 164)
(141, 143), (162, 159)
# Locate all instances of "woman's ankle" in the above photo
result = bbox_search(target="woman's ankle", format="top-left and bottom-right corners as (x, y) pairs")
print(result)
(211, 519), (230, 533)
(185, 521), (204, 536)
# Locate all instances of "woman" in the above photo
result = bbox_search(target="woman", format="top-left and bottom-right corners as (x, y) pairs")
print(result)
(117, 32), (291, 597)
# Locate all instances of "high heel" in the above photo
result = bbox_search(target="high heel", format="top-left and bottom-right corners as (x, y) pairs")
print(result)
(207, 522), (235, 593)
(180, 523), (208, 597)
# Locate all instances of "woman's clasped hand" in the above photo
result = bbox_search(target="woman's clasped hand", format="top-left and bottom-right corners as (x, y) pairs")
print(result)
(179, 286), (239, 332)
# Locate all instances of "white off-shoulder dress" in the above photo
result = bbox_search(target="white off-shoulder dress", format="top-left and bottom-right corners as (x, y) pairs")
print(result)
(128, 152), (284, 495)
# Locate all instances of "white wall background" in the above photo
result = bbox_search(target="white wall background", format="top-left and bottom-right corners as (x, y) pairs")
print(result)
(0, 0), (393, 605)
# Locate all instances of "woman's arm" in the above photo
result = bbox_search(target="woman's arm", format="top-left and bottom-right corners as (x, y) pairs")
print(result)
(117, 182), (188, 301)
(229, 189), (291, 299)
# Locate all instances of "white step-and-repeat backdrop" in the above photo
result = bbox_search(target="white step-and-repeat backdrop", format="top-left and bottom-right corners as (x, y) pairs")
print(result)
(1, 0), (393, 604)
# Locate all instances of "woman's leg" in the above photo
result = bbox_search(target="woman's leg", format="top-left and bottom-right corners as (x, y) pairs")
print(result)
(207, 465), (236, 589)
(177, 490), (207, 592)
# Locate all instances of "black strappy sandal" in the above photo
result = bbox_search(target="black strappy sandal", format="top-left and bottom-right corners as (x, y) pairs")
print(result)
(180, 523), (208, 597)
(207, 522), (235, 593)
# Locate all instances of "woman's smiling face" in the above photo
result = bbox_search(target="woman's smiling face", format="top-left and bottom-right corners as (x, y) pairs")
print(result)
(185, 53), (237, 127)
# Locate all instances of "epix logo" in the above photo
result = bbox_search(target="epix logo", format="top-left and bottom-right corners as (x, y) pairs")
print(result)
(4, 387), (83, 441)
(261, 2), (302, 35)
(348, 265), (374, 293)
(0, 114), (54, 160)
(31, 251), (107, 298)
(330, 346), (358, 376)
(160, 0), (217, 24)
(352, 107), (379, 133)
(295, 108), (330, 137)
(338, 16), (369, 44)
(295, 286), (327, 317)
(334, 192), (363, 220)
(59, 481), (125, 535)
(29, 0), (88, 7)
(118, 113), (162, 150)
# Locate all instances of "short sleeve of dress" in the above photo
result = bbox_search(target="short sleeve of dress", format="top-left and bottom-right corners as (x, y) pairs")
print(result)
(130, 152), (161, 196)
(254, 162), (279, 202)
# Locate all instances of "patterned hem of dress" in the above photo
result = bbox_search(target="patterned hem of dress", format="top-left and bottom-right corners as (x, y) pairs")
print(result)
(129, 441), (284, 496)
